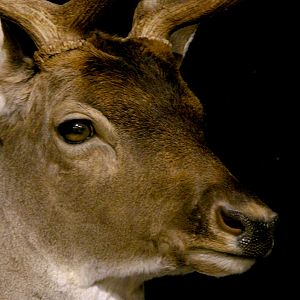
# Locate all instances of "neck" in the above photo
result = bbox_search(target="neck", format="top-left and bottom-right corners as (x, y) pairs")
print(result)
(46, 277), (145, 300)
(0, 187), (162, 300)
(89, 278), (144, 300)
(1, 231), (145, 299)
(1, 203), (148, 300)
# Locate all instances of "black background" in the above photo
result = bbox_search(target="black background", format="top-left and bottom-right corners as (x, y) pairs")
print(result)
(52, 0), (295, 298)
(145, 0), (294, 298)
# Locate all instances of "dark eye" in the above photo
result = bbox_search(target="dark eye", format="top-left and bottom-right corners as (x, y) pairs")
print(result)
(57, 119), (95, 144)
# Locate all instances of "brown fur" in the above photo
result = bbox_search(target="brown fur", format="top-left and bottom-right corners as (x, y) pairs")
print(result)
(0, 1), (277, 299)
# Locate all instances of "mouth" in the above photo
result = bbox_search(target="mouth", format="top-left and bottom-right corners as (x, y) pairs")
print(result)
(185, 248), (256, 277)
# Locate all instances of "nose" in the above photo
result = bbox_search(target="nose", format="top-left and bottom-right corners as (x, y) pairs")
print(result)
(217, 206), (278, 257)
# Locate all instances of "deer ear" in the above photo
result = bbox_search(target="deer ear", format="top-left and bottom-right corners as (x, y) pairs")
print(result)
(0, 20), (36, 118)
(129, 0), (236, 68)
(169, 24), (198, 66)
(0, 19), (36, 72)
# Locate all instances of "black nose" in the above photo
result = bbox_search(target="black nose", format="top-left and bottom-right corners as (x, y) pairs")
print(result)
(219, 207), (278, 257)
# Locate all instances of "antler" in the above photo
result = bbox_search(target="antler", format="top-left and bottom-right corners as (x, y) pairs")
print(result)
(0, 0), (111, 49)
(129, 0), (237, 41)
(62, 0), (112, 33)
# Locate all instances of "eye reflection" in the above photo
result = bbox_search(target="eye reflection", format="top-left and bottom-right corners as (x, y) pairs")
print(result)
(57, 119), (95, 144)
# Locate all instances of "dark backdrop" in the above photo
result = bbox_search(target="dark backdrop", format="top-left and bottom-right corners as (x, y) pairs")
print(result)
(146, 0), (294, 298)
(52, 0), (294, 298)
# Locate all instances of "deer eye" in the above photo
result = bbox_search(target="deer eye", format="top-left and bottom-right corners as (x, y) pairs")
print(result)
(57, 119), (95, 144)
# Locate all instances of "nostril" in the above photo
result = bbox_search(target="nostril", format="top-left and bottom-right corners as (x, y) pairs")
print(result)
(217, 207), (245, 236)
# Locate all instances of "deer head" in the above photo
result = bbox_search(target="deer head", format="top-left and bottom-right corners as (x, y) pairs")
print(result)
(0, 0), (277, 299)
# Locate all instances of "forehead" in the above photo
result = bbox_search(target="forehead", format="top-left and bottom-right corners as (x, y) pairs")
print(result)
(54, 38), (205, 142)
(85, 41), (202, 119)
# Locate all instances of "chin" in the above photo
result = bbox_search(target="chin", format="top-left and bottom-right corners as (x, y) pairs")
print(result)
(185, 249), (256, 277)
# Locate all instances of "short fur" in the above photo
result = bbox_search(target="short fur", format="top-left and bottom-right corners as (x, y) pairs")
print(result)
(0, 1), (277, 299)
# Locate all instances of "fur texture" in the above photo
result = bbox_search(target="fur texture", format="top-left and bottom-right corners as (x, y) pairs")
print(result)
(0, 2), (277, 299)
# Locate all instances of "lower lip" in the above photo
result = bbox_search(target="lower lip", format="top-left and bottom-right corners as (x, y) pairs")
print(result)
(186, 249), (256, 276)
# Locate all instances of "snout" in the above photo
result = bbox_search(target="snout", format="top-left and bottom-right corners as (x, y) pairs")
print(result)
(216, 205), (278, 258)
(160, 184), (278, 277)
(182, 192), (278, 277)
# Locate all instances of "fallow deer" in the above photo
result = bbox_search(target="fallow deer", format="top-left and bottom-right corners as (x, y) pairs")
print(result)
(0, 0), (278, 299)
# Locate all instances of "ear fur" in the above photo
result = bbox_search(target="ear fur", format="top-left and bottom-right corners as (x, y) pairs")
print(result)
(0, 19), (36, 118)
(0, 19), (36, 72)
(169, 24), (198, 66)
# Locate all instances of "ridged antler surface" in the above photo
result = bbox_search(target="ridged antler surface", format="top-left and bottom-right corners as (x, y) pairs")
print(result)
(129, 0), (237, 41)
(0, 0), (111, 48)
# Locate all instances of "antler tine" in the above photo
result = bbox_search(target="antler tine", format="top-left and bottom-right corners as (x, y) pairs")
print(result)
(0, 0), (62, 49)
(129, 0), (237, 42)
(0, 0), (112, 51)
(61, 0), (112, 32)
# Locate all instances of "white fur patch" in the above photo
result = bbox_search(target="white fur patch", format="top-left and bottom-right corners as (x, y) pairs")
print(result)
(0, 21), (3, 46)
(183, 32), (196, 57)
(187, 251), (255, 277)
(0, 21), (6, 65)
(47, 257), (165, 299)
(0, 93), (6, 113)
(50, 257), (165, 288)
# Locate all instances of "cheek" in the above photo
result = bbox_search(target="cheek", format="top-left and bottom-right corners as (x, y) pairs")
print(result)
(46, 140), (119, 185)
(42, 151), (118, 222)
